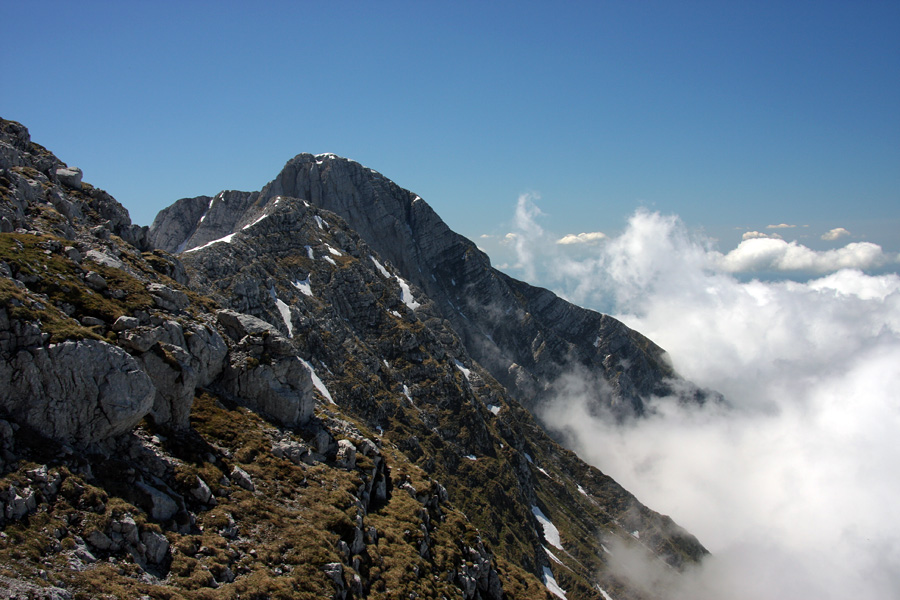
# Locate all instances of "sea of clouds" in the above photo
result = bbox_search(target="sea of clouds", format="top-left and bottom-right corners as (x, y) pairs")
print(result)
(504, 196), (900, 599)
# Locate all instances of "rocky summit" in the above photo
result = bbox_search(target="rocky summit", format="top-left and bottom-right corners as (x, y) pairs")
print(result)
(0, 118), (707, 600)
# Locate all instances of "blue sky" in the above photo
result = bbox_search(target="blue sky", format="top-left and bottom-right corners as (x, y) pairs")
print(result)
(2, 0), (898, 262)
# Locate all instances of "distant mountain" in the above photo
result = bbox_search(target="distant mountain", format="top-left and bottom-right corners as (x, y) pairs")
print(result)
(151, 153), (712, 423)
(0, 117), (707, 600)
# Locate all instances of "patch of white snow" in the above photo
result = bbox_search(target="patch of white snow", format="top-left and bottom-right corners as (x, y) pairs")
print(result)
(326, 244), (342, 256)
(292, 276), (313, 297)
(300, 359), (335, 404)
(370, 256), (391, 278)
(465, 455), (477, 461)
(183, 232), (237, 253)
(453, 360), (472, 380)
(542, 566), (567, 600)
(532, 505), (563, 550)
(314, 215), (326, 230)
(487, 404), (501, 415)
(395, 276), (420, 310)
(305, 245), (314, 259)
(242, 213), (268, 230)
(269, 286), (293, 337)
(324, 256), (337, 266)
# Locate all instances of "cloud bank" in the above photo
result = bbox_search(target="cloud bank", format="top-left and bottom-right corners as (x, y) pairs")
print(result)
(507, 203), (900, 598)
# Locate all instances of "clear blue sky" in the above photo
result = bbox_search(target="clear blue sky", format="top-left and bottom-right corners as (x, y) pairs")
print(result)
(2, 0), (898, 255)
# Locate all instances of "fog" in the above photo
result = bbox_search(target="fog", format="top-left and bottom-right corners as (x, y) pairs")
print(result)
(511, 202), (900, 598)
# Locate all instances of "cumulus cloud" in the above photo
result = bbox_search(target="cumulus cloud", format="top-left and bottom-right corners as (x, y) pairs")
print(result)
(822, 227), (851, 241)
(766, 223), (797, 229)
(741, 230), (781, 240)
(522, 209), (900, 599)
(556, 231), (607, 245)
(713, 237), (894, 274)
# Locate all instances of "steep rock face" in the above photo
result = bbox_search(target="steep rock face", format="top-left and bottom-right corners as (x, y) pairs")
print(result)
(152, 153), (697, 420)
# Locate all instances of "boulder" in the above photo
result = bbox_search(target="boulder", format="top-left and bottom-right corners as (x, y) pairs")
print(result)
(0, 339), (155, 446)
(55, 166), (82, 189)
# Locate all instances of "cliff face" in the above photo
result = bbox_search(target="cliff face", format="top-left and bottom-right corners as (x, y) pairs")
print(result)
(152, 153), (708, 421)
(1, 119), (706, 600)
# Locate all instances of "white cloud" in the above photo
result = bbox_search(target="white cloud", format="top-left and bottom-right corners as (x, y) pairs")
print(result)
(556, 231), (607, 245)
(524, 210), (900, 599)
(713, 237), (894, 274)
(821, 227), (851, 241)
(741, 230), (781, 241)
(766, 223), (797, 229)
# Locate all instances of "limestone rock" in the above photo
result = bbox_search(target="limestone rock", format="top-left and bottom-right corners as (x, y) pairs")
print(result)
(230, 466), (255, 492)
(0, 339), (155, 446)
(55, 166), (83, 189)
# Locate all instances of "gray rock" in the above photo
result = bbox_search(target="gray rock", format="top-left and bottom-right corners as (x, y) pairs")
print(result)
(215, 353), (314, 427)
(135, 481), (179, 522)
(4, 486), (36, 520)
(55, 166), (82, 189)
(0, 339), (155, 446)
(147, 283), (189, 311)
(86, 529), (114, 551)
(323, 562), (347, 600)
(112, 315), (140, 331)
(141, 530), (169, 564)
(84, 271), (107, 290)
(84, 249), (125, 270)
(190, 477), (213, 503)
(230, 466), (255, 492)
(64, 246), (82, 263)
(336, 439), (357, 470)
(110, 514), (139, 546)
(272, 440), (309, 465)
(118, 326), (164, 353)
(80, 316), (104, 327)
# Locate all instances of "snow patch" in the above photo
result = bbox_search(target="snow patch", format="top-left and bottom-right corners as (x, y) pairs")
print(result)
(453, 359), (472, 380)
(183, 232), (237, 253)
(536, 466), (552, 478)
(395, 276), (420, 310)
(305, 245), (314, 259)
(541, 566), (567, 600)
(300, 359), (335, 404)
(370, 256), (391, 278)
(465, 455), (477, 461)
(487, 404), (501, 415)
(242, 213), (268, 230)
(292, 276), (313, 297)
(314, 215), (328, 230)
(525, 453), (534, 464)
(544, 546), (564, 565)
(269, 286), (293, 337)
(390, 310), (402, 318)
(596, 586), (614, 600)
(576, 484), (589, 497)
(631, 531), (640, 539)
(326, 244), (342, 256)
(532, 505), (563, 550)
(324, 256), (337, 266)
(402, 385), (413, 405)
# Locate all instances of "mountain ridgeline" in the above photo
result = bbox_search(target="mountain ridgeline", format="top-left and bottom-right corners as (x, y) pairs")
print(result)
(0, 118), (707, 600)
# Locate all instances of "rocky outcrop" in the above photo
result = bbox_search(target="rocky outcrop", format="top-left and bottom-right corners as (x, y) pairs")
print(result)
(0, 336), (154, 446)
(212, 310), (314, 427)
